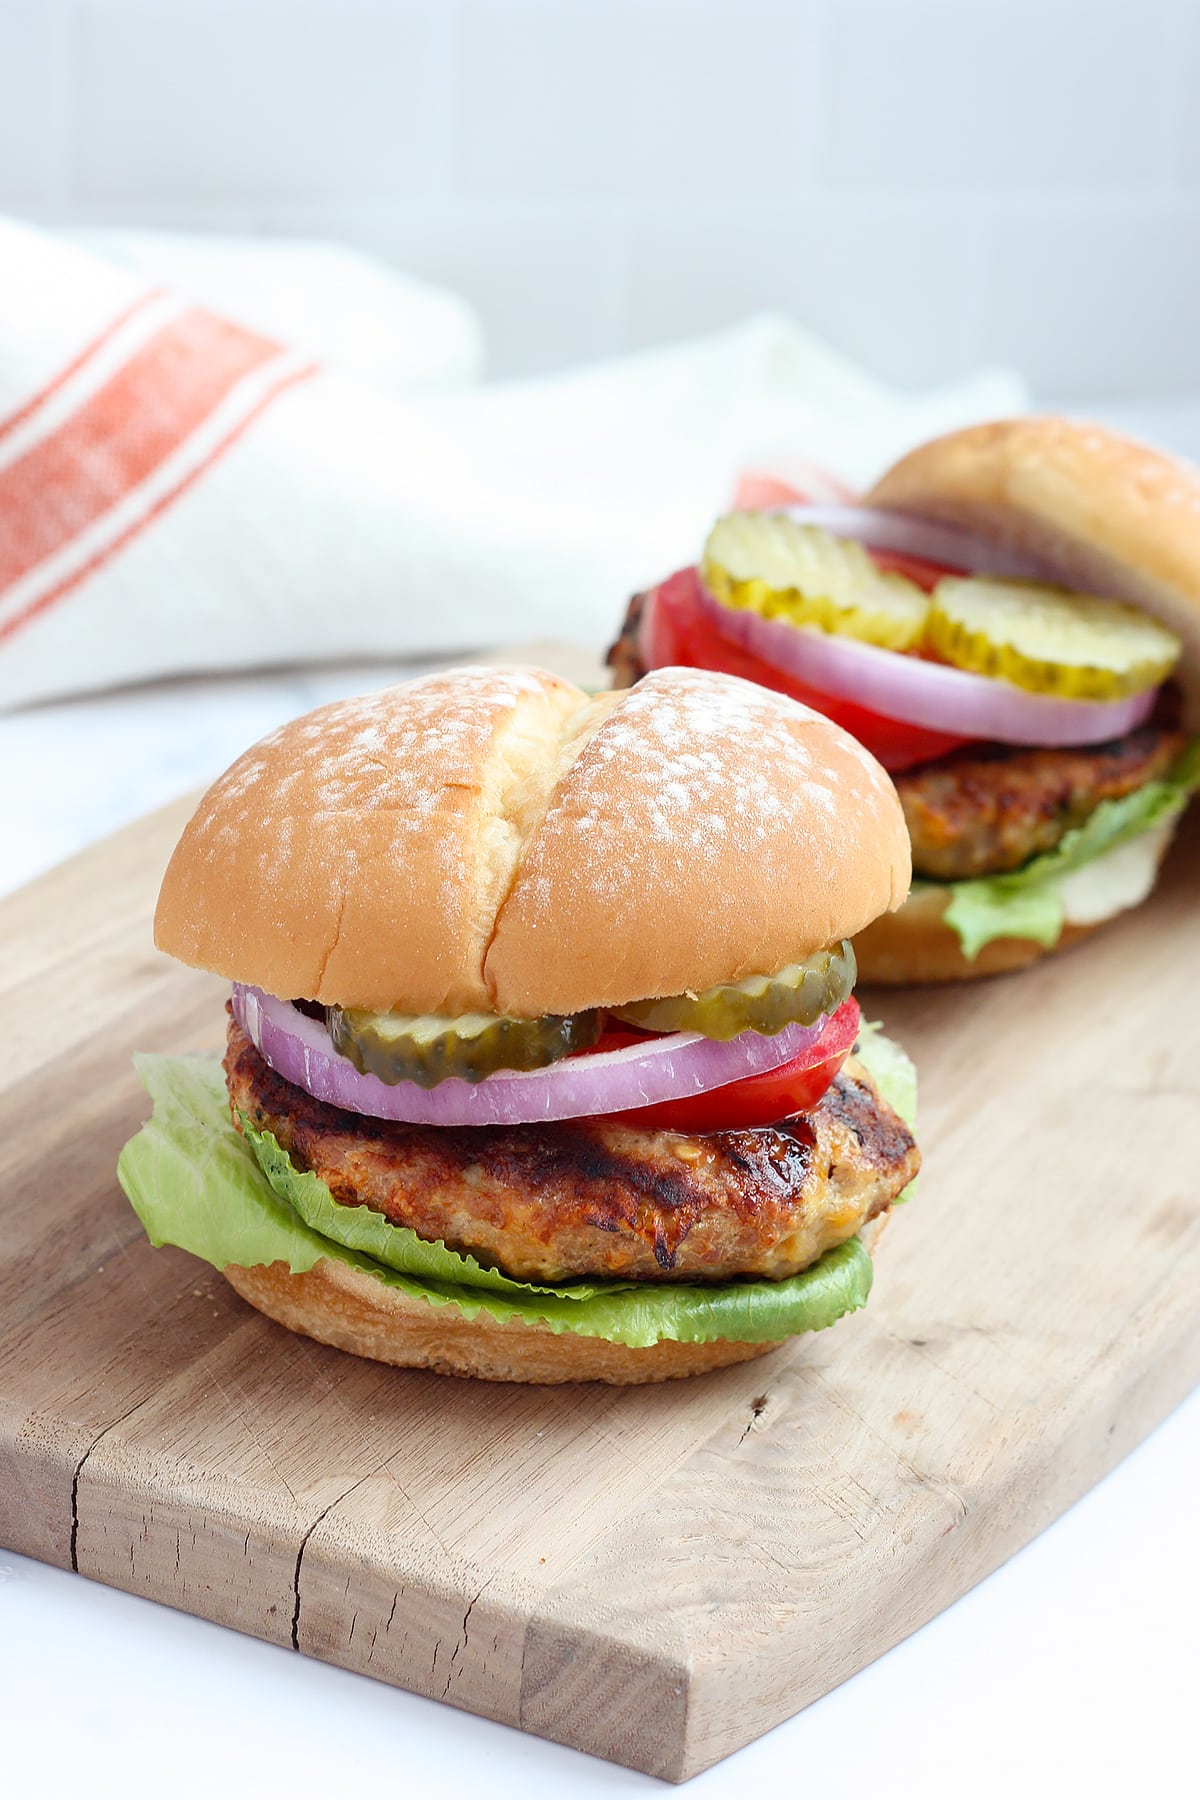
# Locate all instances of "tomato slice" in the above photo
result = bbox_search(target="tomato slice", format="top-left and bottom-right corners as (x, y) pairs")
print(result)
(609, 999), (861, 1132)
(645, 568), (971, 772)
(867, 546), (964, 592)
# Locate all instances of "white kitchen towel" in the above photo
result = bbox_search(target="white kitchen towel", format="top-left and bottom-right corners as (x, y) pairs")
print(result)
(0, 215), (1027, 712)
(64, 228), (484, 393)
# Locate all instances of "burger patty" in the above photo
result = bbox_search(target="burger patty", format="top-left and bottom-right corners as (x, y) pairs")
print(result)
(897, 721), (1185, 880)
(605, 591), (1184, 881)
(224, 1015), (918, 1284)
(606, 589), (648, 691)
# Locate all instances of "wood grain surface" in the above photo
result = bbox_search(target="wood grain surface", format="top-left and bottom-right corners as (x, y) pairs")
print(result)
(1, 784), (1197, 1780)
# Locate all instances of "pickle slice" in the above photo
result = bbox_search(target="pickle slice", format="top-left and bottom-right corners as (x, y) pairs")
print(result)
(702, 513), (929, 651)
(328, 1006), (603, 1087)
(928, 577), (1182, 701)
(611, 942), (856, 1041)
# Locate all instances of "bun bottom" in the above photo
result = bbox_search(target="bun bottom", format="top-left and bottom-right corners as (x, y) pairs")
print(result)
(222, 1216), (890, 1385)
(222, 1258), (774, 1383)
(852, 887), (1098, 984)
(853, 816), (1178, 984)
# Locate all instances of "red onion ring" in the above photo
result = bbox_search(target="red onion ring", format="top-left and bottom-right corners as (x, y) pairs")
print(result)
(232, 984), (845, 1127)
(693, 578), (1158, 747)
(779, 504), (1057, 581)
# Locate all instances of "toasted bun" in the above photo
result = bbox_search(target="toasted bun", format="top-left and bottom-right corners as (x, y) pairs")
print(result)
(853, 815), (1178, 983)
(853, 886), (1100, 985)
(857, 416), (1198, 982)
(155, 664), (910, 1016)
(867, 416), (1200, 726)
(221, 1258), (777, 1383)
(221, 1212), (889, 1385)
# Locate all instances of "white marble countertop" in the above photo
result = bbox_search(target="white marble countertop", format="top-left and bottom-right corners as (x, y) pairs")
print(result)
(3, 394), (1200, 1796)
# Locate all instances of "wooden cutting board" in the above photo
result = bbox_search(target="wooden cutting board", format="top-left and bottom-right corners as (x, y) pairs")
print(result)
(1, 790), (1198, 1781)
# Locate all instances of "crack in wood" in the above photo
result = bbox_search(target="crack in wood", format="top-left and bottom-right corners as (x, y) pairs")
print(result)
(289, 1470), (376, 1652)
(443, 1583), (487, 1700)
(69, 1398), (147, 1573)
(737, 1394), (770, 1448)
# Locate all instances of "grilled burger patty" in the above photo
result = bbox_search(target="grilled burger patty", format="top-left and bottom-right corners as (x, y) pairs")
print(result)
(606, 589), (648, 691)
(606, 592), (1184, 881)
(225, 1014), (918, 1284)
(895, 720), (1185, 879)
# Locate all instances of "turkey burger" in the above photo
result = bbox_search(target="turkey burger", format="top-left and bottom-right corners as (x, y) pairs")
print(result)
(608, 418), (1200, 983)
(119, 664), (919, 1384)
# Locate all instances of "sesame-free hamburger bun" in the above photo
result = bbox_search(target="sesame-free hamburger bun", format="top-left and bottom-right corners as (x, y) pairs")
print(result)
(868, 416), (1200, 726)
(155, 664), (910, 1016)
(137, 664), (918, 1384)
(852, 417), (1200, 983)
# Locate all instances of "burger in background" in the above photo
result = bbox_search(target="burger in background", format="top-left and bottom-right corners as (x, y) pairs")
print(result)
(609, 419), (1200, 983)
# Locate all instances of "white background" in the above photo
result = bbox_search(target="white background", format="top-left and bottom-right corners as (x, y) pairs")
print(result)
(1, 0), (1200, 395)
(1, 3), (1199, 1796)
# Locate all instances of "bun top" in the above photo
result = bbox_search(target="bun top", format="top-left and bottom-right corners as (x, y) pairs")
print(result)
(155, 664), (910, 1016)
(867, 415), (1200, 724)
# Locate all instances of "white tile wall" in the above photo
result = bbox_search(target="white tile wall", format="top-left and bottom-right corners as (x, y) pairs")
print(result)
(627, 199), (988, 388)
(820, 1), (1177, 190)
(5, 0), (1200, 396)
(455, 0), (823, 199)
(73, 1), (451, 201)
(979, 198), (1200, 394)
(1166, 2), (1200, 183)
(0, 2), (73, 205)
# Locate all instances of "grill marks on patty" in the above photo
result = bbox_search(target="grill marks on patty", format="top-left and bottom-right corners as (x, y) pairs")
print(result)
(605, 587), (1183, 882)
(541, 1119), (823, 1272)
(897, 718), (1185, 880)
(224, 1015), (918, 1284)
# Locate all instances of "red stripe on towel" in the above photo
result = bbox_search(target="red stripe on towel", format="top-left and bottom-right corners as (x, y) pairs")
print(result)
(0, 288), (165, 446)
(0, 356), (316, 645)
(0, 309), (287, 594)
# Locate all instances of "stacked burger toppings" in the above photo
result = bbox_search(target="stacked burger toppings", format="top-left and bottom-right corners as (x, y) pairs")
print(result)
(609, 418), (1200, 982)
(120, 665), (920, 1384)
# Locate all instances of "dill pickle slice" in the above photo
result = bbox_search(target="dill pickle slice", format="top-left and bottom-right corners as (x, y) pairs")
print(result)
(928, 577), (1182, 701)
(701, 513), (929, 651)
(611, 942), (856, 1041)
(328, 1006), (603, 1087)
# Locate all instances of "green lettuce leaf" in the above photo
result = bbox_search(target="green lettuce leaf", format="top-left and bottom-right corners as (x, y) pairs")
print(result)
(854, 1018), (919, 1203)
(241, 1110), (625, 1301)
(926, 739), (1200, 961)
(854, 1019), (917, 1130)
(118, 1054), (334, 1275)
(119, 1051), (911, 1347)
